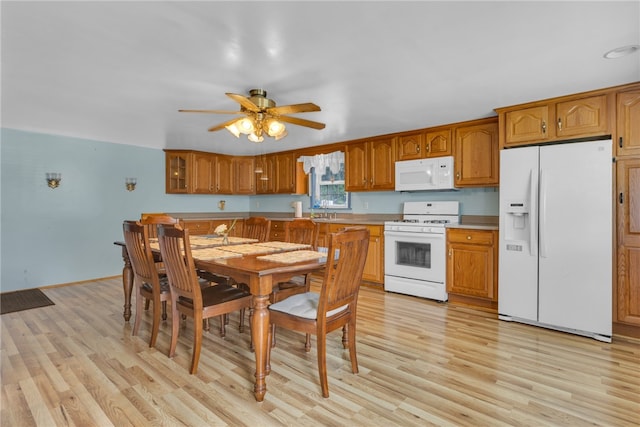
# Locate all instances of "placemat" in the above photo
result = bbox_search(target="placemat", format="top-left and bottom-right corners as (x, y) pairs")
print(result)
(148, 236), (259, 251)
(218, 244), (279, 255)
(190, 247), (243, 261)
(257, 250), (327, 264)
(253, 242), (311, 251)
(205, 236), (259, 245)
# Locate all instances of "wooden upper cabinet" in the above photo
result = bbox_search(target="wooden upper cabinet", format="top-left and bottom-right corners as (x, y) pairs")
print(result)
(234, 157), (255, 194)
(255, 155), (275, 194)
(425, 128), (453, 157)
(275, 152), (296, 194)
(396, 131), (423, 161)
(192, 152), (217, 193)
(555, 95), (608, 139)
(504, 105), (550, 145)
(454, 119), (499, 187)
(165, 150), (191, 193)
(499, 94), (610, 148)
(215, 155), (234, 194)
(617, 89), (640, 157)
(396, 129), (452, 160)
(345, 136), (395, 192)
(345, 141), (368, 191)
(370, 136), (395, 190)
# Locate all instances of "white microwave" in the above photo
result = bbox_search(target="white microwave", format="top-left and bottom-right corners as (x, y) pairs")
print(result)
(395, 156), (456, 192)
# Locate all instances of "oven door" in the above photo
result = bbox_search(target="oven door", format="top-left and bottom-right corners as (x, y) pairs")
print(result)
(384, 229), (446, 284)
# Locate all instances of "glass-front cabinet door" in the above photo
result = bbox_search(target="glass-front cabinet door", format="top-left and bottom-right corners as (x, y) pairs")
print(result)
(166, 151), (190, 193)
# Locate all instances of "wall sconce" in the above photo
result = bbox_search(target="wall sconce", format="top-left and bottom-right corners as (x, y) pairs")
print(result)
(125, 177), (137, 191)
(46, 173), (62, 189)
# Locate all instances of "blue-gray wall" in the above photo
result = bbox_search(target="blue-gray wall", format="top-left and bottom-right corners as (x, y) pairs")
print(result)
(1, 128), (498, 291)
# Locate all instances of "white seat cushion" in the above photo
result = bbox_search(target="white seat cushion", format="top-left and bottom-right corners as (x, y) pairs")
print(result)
(269, 292), (347, 320)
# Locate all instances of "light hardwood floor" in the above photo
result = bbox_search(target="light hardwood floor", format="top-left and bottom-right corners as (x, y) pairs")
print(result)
(1, 277), (639, 426)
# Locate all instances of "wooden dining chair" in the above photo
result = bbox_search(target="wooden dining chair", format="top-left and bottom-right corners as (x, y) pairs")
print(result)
(140, 213), (178, 238)
(267, 226), (370, 398)
(269, 218), (320, 347)
(243, 216), (271, 242)
(157, 223), (253, 374)
(122, 220), (170, 348)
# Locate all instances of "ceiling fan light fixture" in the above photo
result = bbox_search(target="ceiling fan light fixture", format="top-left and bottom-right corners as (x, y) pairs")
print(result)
(274, 129), (288, 141)
(248, 132), (264, 143)
(225, 122), (241, 138)
(266, 119), (286, 137)
(238, 117), (255, 134)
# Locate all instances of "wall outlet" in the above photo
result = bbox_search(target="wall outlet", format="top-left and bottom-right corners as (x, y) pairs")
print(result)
(364, 202), (369, 209)
(256, 201), (260, 208)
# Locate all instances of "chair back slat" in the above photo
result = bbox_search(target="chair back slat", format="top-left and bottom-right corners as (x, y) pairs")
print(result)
(285, 219), (319, 249)
(319, 227), (369, 315)
(157, 224), (203, 308)
(243, 217), (271, 242)
(122, 221), (160, 288)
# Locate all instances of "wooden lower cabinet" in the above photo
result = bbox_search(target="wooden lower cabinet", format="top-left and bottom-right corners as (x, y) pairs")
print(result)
(446, 228), (498, 310)
(615, 157), (640, 336)
(180, 219), (244, 237)
(180, 219), (213, 235)
(269, 220), (286, 241)
(326, 223), (384, 284)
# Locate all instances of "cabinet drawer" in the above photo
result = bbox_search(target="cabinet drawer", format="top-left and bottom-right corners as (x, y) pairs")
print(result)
(447, 229), (494, 245)
(181, 220), (212, 235)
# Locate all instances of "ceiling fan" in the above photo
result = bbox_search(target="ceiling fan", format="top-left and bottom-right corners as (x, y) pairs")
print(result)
(179, 89), (325, 142)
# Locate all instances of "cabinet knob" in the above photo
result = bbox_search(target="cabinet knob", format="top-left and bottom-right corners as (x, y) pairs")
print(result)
(467, 235), (472, 240)
(557, 118), (562, 131)
(416, 146), (420, 152)
(541, 121), (547, 134)
(456, 172), (460, 179)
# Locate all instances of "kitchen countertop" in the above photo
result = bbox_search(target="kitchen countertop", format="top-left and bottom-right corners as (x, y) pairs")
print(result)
(446, 223), (499, 231)
(163, 212), (499, 228)
(166, 212), (395, 226)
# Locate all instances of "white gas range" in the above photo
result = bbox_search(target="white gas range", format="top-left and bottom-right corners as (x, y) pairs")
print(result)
(384, 201), (460, 301)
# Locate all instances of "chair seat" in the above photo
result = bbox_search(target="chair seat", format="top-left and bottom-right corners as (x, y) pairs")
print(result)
(178, 284), (251, 308)
(142, 276), (170, 294)
(197, 269), (231, 285)
(274, 276), (305, 290)
(269, 292), (347, 320)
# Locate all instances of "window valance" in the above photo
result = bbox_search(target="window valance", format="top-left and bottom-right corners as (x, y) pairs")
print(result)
(298, 151), (344, 175)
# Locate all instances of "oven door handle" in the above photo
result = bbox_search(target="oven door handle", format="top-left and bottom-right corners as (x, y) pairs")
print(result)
(384, 230), (445, 239)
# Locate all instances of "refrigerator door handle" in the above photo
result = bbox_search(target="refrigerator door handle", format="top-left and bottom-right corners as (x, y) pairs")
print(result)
(529, 168), (538, 256)
(539, 168), (547, 258)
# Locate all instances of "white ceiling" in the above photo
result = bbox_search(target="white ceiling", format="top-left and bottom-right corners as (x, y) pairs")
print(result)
(2, 1), (639, 156)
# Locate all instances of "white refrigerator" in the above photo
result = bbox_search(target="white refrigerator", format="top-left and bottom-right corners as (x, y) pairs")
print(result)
(498, 139), (612, 342)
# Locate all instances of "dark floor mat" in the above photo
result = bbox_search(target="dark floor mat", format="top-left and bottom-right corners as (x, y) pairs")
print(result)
(1, 288), (55, 314)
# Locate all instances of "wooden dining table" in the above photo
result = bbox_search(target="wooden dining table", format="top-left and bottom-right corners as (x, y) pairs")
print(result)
(113, 237), (328, 401)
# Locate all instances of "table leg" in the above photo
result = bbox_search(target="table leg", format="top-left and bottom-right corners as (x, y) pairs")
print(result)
(251, 292), (270, 402)
(120, 246), (134, 322)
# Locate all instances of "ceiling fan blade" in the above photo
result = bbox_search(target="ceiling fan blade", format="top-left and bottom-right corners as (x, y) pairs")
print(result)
(267, 103), (321, 115)
(179, 109), (244, 114)
(226, 93), (260, 112)
(208, 118), (241, 132)
(277, 115), (326, 130)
